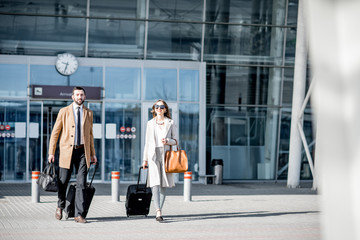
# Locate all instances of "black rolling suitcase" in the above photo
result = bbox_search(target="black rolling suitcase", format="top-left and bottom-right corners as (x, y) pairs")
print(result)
(125, 166), (152, 217)
(64, 163), (98, 219)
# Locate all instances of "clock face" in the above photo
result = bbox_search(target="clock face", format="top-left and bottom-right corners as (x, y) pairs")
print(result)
(55, 53), (79, 76)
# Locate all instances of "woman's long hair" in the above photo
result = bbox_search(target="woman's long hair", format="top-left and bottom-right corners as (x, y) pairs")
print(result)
(151, 99), (171, 119)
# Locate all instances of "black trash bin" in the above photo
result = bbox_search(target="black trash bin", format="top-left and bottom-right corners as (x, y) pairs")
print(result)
(211, 159), (223, 184)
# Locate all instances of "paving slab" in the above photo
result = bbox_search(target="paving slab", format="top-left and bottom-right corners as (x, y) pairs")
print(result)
(0, 182), (320, 240)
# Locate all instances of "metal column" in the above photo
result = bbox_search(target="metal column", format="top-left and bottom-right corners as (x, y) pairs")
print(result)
(287, 0), (307, 188)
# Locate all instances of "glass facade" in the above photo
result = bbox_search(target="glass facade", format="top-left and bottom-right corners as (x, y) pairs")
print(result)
(105, 67), (141, 100)
(147, 22), (202, 61)
(0, 0), (312, 182)
(0, 64), (27, 97)
(144, 68), (177, 101)
(0, 101), (27, 181)
(0, 57), (203, 182)
(104, 102), (141, 181)
(30, 65), (103, 86)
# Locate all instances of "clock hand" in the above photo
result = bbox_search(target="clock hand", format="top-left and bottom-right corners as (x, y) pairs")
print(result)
(63, 62), (69, 73)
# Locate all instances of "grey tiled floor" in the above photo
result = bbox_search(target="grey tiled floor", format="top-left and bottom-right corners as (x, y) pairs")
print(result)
(0, 182), (320, 240)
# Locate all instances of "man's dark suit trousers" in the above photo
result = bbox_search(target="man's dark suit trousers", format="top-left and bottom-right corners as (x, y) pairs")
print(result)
(57, 148), (87, 218)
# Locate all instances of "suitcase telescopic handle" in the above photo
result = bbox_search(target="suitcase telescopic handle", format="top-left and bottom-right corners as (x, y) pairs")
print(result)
(136, 166), (148, 192)
(89, 162), (98, 187)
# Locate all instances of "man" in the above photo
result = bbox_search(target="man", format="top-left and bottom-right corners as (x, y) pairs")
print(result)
(48, 86), (97, 223)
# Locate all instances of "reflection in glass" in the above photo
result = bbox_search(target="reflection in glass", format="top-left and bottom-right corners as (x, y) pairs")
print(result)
(30, 65), (103, 87)
(179, 104), (199, 181)
(144, 68), (177, 101)
(208, 106), (275, 180)
(206, 0), (286, 25)
(287, 0), (299, 26)
(105, 103), (141, 181)
(105, 67), (141, 100)
(90, 0), (146, 18)
(285, 27), (297, 66)
(29, 102), (42, 179)
(0, 0), (87, 15)
(0, 15), (86, 56)
(0, 101), (27, 181)
(147, 22), (202, 61)
(204, 24), (285, 65)
(88, 102), (102, 181)
(88, 19), (145, 59)
(149, 0), (203, 21)
(282, 68), (295, 105)
(179, 70), (199, 101)
(207, 65), (283, 105)
(278, 108), (314, 180)
(0, 64), (27, 97)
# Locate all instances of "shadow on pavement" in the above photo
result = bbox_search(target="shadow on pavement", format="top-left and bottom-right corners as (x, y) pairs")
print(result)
(85, 210), (319, 223)
(163, 211), (319, 223)
(0, 182), (317, 197)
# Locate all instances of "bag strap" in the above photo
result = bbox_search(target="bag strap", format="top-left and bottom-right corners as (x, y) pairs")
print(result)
(45, 164), (50, 175)
(136, 166), (148, 191)
(173, 139), (180, 151)
(88, 163), (98, 187)
(51, 163), (56, 175)
(45, 163), (55, 176)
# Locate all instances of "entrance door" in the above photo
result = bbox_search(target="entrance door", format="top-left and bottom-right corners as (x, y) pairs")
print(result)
(141, 102), (179, 182)
(40, 101), (102, 181)
(42, 101), (72, 170)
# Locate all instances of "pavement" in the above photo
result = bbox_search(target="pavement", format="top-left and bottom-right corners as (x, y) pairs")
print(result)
(0, 182), (320, 240)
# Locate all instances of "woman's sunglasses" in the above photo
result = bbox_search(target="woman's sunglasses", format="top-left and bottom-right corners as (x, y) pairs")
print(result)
(155, 104), (165, 109)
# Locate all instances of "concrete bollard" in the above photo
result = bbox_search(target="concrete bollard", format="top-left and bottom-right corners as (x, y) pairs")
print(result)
(111, 171), (120, 202)
(31, 171), (40, 203)
(183, 171), (192, 202)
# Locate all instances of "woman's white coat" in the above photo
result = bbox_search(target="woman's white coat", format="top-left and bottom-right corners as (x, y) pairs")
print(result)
(143, 117), (177, 188)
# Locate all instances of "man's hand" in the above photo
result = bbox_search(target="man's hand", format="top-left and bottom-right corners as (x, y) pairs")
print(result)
(91, 155), (98, 165)
(48, 154), (55, 163)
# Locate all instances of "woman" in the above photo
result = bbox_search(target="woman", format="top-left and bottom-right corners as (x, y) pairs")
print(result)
(142, 99), (177, 222)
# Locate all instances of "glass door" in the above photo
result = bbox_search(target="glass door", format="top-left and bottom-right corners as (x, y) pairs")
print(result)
(0, 101), (27, 181)
(42, 101), (72, 171)
(29, 101), (42, 181)
(40, 101), (102, 181)
(87, 102), (102, 181)
(104, 102), (141, 182)
(141, 102), (179, 182)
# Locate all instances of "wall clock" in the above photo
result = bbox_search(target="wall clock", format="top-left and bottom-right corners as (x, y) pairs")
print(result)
(55, 53), (79, 76)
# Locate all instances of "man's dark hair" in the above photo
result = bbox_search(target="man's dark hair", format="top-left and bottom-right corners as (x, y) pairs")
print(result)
(72, 86), (86, 95)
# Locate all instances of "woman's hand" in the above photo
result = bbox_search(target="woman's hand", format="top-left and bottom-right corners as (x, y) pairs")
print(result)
(161, 138), (168, 145)
(142, 160), (148, 169)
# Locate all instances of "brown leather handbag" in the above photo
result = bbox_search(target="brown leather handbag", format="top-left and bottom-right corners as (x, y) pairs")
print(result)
(165, 140), (188, 173)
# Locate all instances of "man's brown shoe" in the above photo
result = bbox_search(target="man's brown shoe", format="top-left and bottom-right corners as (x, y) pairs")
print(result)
(55, 208), (62, 220)
(74, 216), (87, 223)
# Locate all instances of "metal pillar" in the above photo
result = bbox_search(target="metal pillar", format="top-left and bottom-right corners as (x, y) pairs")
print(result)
(305, 0), (360, 239)
(31, 171), (40, 203)
(183, 171), (192, 202)
(111, 171), (120, 202)
(263, 0), (286, 179)
(287, 0), (307, 188)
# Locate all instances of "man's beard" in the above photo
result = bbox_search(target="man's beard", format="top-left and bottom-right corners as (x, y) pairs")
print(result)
(75, 99), (84, 105)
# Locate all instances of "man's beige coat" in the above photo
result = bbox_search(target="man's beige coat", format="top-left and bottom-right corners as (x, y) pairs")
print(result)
(48, 104), (96, 169)
(143, 117), (177, 188)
